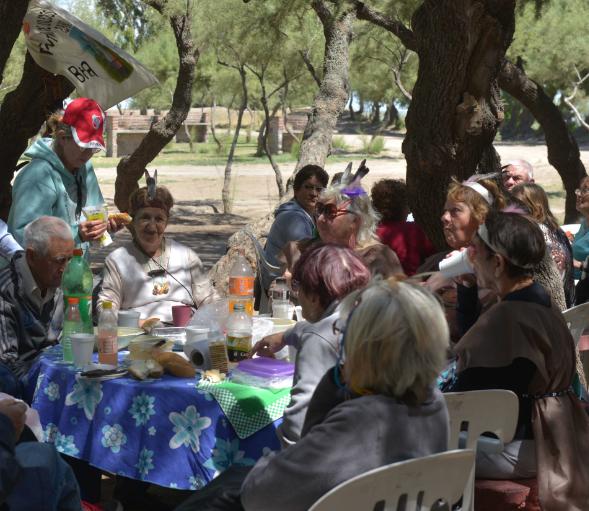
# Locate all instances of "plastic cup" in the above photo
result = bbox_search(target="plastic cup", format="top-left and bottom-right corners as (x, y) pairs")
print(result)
(439, 250), (475, 278)
(172, 305), (194, 327)
(71, 333), (96, 368)
(118, 310), (140, 328)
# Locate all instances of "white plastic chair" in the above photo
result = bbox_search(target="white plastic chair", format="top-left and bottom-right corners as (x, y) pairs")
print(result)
(562, 302), (589, 346)
(444, 390), (518, 452)
(308, 449), (475, 511)
(444, 390), (519, 509)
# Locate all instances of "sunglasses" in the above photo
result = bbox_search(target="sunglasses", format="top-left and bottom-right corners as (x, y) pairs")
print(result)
(315, 200), (354, 220)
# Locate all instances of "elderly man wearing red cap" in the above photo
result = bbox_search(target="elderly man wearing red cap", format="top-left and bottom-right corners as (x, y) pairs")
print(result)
(8, 97), (120, 255)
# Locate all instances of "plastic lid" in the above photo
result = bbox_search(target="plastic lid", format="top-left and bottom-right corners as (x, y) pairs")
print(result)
(67, 297), (80, 304)
(73, 248), (83, 256)
(236, 357), (294, 378)
(103, 301), (113, 309)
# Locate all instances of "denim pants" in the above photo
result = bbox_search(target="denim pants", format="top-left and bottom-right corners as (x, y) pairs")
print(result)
(6, 442), (82, 511)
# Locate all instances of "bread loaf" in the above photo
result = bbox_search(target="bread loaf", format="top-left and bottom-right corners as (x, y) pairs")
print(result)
(154, 352), (195, 378)
(109, 212), (132, 226)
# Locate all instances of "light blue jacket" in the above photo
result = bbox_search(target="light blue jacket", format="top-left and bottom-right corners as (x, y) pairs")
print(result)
(8, 138), (104, 253)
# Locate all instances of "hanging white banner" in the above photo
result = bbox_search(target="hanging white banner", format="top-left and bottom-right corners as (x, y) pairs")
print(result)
(23, 0), (158, 109)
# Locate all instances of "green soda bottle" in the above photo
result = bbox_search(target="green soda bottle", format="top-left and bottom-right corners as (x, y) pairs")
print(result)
(62, 248), (94, 334)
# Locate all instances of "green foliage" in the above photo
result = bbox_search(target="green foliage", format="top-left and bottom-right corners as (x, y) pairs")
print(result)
(331, 136), (350, 152)
(361, 135), (385, 155)
(509, 0), (589, 94)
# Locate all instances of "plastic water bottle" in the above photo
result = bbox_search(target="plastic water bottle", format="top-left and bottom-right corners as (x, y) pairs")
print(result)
(271, 277), (291, 319)
(226, 303), (253, 362)
(228, 250), (255, 316)
(62, 248), (93, 334)
(62, 297), (83, 363)
(98, 301), (118, 366)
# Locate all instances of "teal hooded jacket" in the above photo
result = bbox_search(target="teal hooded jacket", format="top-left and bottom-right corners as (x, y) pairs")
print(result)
(8, 138), (105, 253)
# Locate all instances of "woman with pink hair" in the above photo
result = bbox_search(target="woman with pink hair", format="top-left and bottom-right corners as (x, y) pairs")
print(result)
(250, 243), (371, 447)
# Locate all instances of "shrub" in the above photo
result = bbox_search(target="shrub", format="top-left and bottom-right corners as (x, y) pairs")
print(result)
(360, 135), (385, 155)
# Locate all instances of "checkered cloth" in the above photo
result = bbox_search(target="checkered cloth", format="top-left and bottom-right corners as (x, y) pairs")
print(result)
(197, 381), (291, 439)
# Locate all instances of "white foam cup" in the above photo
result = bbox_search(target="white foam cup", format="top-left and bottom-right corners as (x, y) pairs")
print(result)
(71, 333), (96, 368)
(118, 310), (140, 328)
(439, 250), (475, 278)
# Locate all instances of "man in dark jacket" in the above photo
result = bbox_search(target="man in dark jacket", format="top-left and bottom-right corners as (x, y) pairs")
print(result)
(0, 216), (74, 396)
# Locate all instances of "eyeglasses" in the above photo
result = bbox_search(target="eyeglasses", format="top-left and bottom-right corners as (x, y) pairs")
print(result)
(315, 200), (354, 220)
(575, 188), (589, 197)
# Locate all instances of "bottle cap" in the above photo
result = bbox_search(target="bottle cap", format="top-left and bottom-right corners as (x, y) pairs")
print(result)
(103, 301), (113, 309)
(73, 248), (83, 257)
(68, 297), (80, 304)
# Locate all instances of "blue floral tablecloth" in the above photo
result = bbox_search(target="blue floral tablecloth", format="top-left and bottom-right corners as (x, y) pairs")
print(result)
(27, 347), (282, 490)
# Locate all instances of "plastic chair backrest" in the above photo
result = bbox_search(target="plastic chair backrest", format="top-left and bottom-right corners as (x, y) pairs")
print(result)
(308, 449), (475, 511)
(444, 390), (518, 451)
(562, 302), (589, 346)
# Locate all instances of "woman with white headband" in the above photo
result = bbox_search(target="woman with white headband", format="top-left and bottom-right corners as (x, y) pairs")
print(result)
(445, 210), (589, 510)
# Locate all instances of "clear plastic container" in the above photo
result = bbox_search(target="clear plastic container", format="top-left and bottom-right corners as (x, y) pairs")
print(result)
(228, 251), (255, 316)
(62, 297), (83, 363)
(98, 301), (118, 365)
(226, 303), (252, 362)
(231, 357), (294, 388)
(271, 277), (291, 319)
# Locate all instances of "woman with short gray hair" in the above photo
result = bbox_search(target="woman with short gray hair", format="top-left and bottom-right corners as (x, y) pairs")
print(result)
(239, 278), (449, 511)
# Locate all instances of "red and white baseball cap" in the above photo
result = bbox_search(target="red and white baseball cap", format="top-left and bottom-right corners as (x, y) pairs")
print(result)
(62, 98), (106, 151)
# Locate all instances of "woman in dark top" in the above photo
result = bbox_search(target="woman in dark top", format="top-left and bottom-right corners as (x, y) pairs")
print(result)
(445, 211), (589, 511)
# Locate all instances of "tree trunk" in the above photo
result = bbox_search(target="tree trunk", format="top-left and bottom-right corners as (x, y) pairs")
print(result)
(245, 106), (253, 143)
(402, 0), (515, 248)
(114, 5), (198, 211)
(0, 53), (74, 219)
(255, 122), (266, 157)
(222, 66), (247, 214)
(498, 59), (586, 223)
(210, 97), (222, 153)
(370, 101), (380, 124)
(294, 1), (356, 173)
(386, 99), (399, 128)
(348, 93), (356, 121)
(258, 80), (284, 197)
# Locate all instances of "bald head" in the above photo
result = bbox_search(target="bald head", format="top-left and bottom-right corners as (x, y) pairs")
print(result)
(502, 160), (534, 191)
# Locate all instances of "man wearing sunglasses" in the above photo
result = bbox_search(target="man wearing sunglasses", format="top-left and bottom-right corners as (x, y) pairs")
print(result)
(260, 165), (329, 308)
(0, 216), (74, 397)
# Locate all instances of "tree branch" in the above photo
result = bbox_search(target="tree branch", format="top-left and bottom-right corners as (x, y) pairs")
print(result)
(564, 67), (589, 131)
(299, 50), (322, 88)
(352, 0), (417, 52)
(311, 0), (332, 27)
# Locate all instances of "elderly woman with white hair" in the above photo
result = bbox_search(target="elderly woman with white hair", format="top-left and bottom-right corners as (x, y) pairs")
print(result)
(283, 163), (403, 278)
(174, 278), (450, 511)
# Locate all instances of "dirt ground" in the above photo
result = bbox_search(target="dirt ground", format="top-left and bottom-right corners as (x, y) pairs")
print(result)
(90, 136), (589, 273)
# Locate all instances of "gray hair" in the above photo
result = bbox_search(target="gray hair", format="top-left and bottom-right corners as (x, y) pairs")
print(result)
(505, 159), (533, 180)
(23, 216), (73, 255)
(340, 279), (449, 401)
(320, 182), (380, 245)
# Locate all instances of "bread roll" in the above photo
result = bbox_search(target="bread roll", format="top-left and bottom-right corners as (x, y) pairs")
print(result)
(154, 352), (195, 378)
(109, 212), (132, 226)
